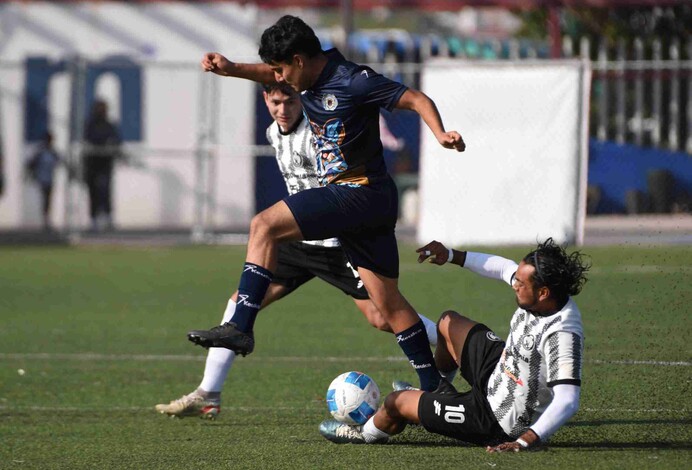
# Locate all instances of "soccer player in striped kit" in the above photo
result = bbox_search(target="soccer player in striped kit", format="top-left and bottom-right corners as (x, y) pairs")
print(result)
(320, 238), (589, 452)
(156, 83), (437, 418)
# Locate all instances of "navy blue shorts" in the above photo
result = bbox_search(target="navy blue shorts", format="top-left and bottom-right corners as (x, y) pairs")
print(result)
(283, 176), (399, 279)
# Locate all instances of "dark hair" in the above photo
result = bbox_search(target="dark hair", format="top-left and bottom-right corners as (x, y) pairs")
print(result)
(258, 15), (322, 64)
(523, 238), (590, 302)
(261, 82), (296, 96)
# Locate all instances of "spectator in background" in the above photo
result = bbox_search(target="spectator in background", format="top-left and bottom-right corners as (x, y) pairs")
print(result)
(26, 131), (63, 231)
(83, 99), (120, 232)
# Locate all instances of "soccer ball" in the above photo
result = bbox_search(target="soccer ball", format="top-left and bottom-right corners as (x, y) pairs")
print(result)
(326, 371), (380, 425)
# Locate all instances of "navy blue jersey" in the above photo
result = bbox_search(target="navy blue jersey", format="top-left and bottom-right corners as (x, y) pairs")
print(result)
(300, 49), (408, 186)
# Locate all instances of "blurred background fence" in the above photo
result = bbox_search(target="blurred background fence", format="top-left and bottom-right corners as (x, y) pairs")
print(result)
(0, 0), (689, 243)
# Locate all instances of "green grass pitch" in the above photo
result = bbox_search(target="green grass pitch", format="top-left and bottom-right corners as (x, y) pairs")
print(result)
(0, 243), (690, 469)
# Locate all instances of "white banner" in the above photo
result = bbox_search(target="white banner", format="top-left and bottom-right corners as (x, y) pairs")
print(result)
(418, 60), (591, 246)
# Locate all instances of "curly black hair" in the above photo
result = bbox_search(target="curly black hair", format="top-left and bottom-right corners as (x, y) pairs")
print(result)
(523, 238), (590, 302)
(259, 15), (322, 64)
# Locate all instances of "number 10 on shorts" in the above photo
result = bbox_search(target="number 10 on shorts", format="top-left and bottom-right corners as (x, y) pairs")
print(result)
(444, 404), (466, 424)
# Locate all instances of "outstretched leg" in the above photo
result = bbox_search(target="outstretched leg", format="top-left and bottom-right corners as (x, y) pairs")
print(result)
(187, 200), (302, 355)
(358, 268), (441, 391)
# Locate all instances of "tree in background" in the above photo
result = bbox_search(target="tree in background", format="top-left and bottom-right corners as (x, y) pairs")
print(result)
(517, 4), (691, 57)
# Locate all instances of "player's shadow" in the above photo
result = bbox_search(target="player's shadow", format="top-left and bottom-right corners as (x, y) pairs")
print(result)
(567, 418), (691, 427)
(388, 418), (692, 450)
(549, 442), (692, 450)
(554, 417), (692, 451)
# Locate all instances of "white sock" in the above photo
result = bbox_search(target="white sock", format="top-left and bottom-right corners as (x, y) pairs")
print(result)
(199, 299), (238, 393)
(362, 417), (390, 443)
(418, 313), (438, 347)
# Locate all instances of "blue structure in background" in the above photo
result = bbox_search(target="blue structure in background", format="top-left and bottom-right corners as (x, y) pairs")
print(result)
(253, 86), (287, 213)
(24, 56), (142, 143)
(588, 140), (691, 214)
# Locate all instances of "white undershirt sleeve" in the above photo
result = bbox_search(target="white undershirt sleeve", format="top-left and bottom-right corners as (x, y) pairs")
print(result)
(530, 384), (581, 441)
(463, 252), (518, 286)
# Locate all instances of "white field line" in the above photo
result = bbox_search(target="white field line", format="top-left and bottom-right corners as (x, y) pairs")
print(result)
(587, 265), (692, 274)
(0, 405), (685, 414)
(0, 353), (689, 366)
(398, 264), (692, 274)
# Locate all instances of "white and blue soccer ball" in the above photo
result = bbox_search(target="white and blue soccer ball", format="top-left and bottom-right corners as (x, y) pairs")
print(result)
(326, 371), (380, 425)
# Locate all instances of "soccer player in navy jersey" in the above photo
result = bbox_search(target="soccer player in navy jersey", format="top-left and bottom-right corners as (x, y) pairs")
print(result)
(155, 83), (437, 419)
(188, 15), (465, 392)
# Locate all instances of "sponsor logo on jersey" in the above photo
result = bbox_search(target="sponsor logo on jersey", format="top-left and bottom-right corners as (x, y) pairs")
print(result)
(502, 365), (524, 386)
(486, 331), (503, 342)
(360, 70), (369, 78)
(322, 93), (338, 111)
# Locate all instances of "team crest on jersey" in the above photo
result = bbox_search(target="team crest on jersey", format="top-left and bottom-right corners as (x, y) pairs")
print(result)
(322, 94), (338, 111)
(521, 334), (536, 351)
(292, 151), (305, 166)
(486, 331), (503, 342)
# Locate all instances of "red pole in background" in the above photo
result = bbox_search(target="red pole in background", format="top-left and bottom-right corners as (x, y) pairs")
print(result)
(548, 4), (562, 58)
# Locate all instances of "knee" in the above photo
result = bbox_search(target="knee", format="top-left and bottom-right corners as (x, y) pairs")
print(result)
(369, 316), (391, 332)
(437, 310), (459, 332)
(249, 212), (275, 240)
(361, 303), (392, 332)
(437, 310), (469, 339)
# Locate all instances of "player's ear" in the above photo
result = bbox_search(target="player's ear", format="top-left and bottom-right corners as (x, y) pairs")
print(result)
(293, 54), (304, 69)
(537, 286), (550, 302)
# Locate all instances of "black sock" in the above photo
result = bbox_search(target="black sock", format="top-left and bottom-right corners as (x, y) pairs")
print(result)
(395, 320), (441, 391)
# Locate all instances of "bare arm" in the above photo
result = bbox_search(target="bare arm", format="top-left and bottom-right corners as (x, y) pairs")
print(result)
(201, 52), (277, 84)
(395, 89), (465, 152)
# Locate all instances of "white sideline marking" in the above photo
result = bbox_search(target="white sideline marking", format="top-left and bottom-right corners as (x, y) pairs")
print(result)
(588, 265), (692, 274)
(0, 405), (684, 414)
(582, 408), (687, 413)
(589, 359), (691, 367)
(0, 353), (689, 366)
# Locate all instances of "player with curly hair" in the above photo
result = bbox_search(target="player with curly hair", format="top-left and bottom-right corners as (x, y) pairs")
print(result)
(320, 238), (590, 452)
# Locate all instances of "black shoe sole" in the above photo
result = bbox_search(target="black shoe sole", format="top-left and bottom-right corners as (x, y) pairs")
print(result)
(187, 333), (213, 349)
(187, 333), (253, 356)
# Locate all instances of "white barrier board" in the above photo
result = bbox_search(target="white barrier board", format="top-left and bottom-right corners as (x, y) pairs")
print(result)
(418, 60), (590, 246)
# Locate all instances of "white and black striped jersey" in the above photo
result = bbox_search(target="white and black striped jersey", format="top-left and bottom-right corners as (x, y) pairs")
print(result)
(266, 117), (339, 248)
(464, 252), (584, 439)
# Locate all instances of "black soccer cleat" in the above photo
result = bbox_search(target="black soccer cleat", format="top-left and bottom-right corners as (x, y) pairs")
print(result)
(187, 322), (255, 356)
